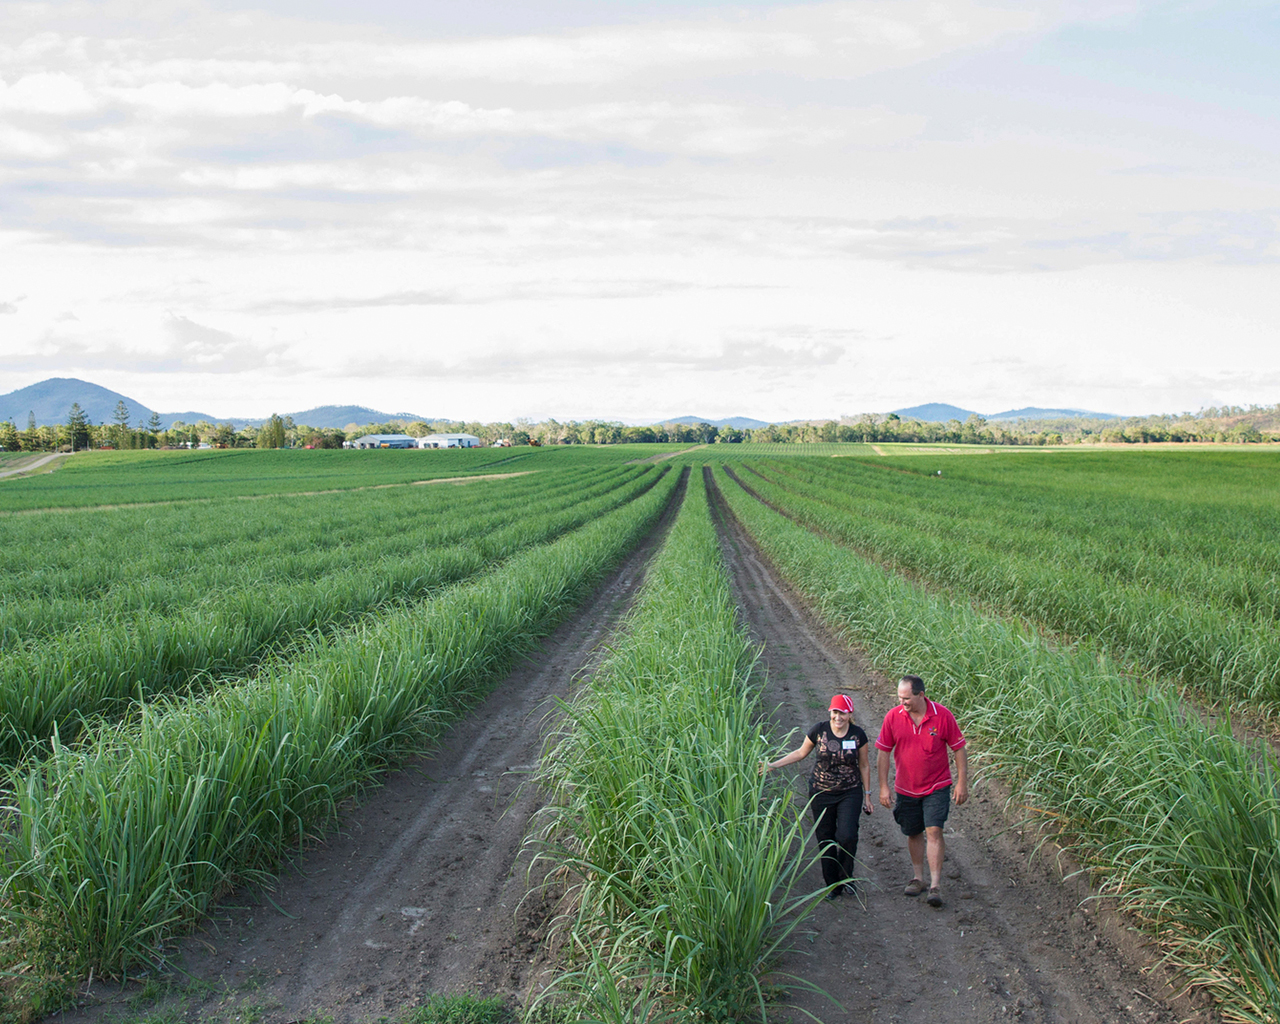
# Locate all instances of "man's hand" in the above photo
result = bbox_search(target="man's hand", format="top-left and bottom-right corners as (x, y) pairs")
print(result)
(879, 784), (893, 809)
(954, 779), (968, 805)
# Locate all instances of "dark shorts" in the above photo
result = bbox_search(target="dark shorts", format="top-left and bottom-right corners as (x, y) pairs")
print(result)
(892, 786), (951, 836)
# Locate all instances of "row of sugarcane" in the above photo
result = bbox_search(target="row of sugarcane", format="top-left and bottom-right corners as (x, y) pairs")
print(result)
(738, 456), (1280, 716)
(0, 444), (540, 512)
(713, 463), (1280, 1024)
(531, 468), (825, 1023)
(0, 466), (679, 1001)
(0, 463), (635, 643)
(0, 466), (663, 763)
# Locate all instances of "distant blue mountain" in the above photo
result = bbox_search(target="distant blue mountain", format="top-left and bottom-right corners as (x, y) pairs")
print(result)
(894, 402), (1120, 423)
(656, 415), (769, 429)
(892, 403), (980, 422)
(1, 377), (166, 427)
(281, 405), (427, 429)
(987, 406), (1120, 421)
(0, 378), (425, 430)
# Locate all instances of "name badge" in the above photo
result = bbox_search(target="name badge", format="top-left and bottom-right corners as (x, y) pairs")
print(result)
(842, 740), (858, 750)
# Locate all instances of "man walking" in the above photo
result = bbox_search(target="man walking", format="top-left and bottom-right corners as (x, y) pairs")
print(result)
(876, 675), (968, 907)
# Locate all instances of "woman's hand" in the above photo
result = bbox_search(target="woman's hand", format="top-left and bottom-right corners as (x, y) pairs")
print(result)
(758, 760), (770, 776)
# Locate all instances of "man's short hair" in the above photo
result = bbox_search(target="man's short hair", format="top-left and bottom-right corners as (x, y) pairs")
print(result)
(901, 674), (925, 695)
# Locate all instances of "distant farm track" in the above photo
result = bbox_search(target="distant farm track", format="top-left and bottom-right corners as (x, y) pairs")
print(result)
(0, 451), (66, 478)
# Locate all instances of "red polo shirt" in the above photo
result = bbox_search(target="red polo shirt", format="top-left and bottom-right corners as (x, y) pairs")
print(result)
(875, 700), (965, 797)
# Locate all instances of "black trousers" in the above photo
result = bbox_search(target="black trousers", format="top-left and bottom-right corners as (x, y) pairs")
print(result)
(811, 788), (863, 888)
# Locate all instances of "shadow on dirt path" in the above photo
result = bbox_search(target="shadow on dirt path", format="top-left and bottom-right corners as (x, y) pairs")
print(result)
(704, 466), (1211, 1024)
(56, 471), (688, 1024)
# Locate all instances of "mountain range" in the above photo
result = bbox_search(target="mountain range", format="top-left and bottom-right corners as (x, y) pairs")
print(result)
(891, 403), (1120, 423)
(1, 378), (1121, 431)
(0, 378), (426, 431)
(656, 415), (769, 429)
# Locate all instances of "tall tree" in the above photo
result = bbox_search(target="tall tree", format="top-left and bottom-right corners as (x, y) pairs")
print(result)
(0, 420), (18, 451)
(111, 400), (131, 449)
(257, 414), (286, 449)
(21, 411), (40, 451)
(67, 403), (90, 452)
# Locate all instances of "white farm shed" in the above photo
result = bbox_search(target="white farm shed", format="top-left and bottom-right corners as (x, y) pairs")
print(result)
(351, 433), (417, 449)
(417, 433), (482, 449)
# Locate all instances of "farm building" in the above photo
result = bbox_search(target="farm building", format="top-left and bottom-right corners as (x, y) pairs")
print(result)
(349, 434), (417, 449)
(417, 433), (482, 449)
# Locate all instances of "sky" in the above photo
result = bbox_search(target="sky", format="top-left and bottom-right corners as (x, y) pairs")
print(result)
(1, 0), (1277, 423)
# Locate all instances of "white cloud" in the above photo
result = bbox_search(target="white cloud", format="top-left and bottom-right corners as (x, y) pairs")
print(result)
(0, 0), (1275, 420)
(0, 72), (98, 114)
(161, 313), (295, 372)
(0, 122), (66, 158)
(6, 314), (295, 375)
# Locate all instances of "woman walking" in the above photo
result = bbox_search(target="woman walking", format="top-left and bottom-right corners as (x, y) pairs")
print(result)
(761, 694), (873, 897)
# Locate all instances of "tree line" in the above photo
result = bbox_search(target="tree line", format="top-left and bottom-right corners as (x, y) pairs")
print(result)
(0, 404), (346, 453)
(3, 403), (1276, 455)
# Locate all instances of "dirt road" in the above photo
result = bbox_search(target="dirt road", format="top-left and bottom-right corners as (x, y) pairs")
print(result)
(0, 452), (65, 478)
(60, 473), (1215, 1024)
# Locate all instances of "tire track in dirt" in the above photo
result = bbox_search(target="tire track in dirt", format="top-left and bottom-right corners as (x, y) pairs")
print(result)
(705, 467), (1208, 1024)
(59, 471), (688, 1024)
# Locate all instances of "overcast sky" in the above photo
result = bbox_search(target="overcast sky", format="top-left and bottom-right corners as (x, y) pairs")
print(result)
(1, 0), (1276, 422)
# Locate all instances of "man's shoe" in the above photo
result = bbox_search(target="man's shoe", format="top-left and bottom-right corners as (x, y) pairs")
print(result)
(903, 878), (926, 897)
(927, 887), (943, 907)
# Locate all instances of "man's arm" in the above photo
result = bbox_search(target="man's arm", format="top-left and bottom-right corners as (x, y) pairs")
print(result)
(953, 745), (968, 805)
(877, 747), (893, 808)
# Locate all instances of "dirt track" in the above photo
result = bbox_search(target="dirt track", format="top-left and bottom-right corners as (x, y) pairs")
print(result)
(59, 474), (1217, 1024)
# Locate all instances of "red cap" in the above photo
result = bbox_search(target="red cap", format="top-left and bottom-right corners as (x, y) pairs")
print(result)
(829, 694), (854, 714)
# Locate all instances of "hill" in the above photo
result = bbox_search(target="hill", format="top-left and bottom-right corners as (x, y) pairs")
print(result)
(891, 403), (979, 422)
(655, 415), (769, 430)
(988, 406), (1120, 422)
(285, 405), (427, 429)
(1, 378), (169, 427)
(0, 379), (424, 431)
(893, 403), (1121, 423)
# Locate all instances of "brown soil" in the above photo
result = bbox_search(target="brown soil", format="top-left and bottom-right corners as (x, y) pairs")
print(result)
(52, 471), (1221, 1024)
